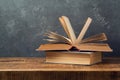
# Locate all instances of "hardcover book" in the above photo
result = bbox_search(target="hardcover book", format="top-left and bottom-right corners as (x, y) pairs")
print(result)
(36, 16), (112, 65)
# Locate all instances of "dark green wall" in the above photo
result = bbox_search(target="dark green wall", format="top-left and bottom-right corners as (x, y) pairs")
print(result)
(0, 0), (119, 57)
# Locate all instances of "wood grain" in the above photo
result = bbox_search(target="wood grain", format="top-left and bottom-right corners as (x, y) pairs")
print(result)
(0, 57), (119, 80)
(0, 57), (119, 71)
(0, 71), (119, 80)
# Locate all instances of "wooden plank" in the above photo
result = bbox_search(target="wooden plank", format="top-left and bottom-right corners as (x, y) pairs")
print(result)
(0, 57), (119, 71)
(0, 71), (119, 80)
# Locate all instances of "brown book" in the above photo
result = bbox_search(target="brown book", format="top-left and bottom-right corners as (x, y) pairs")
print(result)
(36, 16), (112, 52)
(46, 51), (102, 65)
(36, 16), (112, 65)
(37, 43), (112, 52)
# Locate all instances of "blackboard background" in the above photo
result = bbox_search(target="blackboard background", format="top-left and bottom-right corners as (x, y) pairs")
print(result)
(0, 0), (119, 57)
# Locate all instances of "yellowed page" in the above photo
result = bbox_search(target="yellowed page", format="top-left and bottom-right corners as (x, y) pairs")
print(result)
(76, 17), (92, 44)
(59, 17), (70, 38)
(62, 16), (76, 44)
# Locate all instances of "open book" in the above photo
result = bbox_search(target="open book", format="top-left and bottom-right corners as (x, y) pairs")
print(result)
(37, 16), (112, 52)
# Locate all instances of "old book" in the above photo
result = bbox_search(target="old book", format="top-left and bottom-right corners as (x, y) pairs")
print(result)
(37, 43), (112, 52)
(46, 51), (102, 65)
(36, 16), (112, 52)
(36, 16), (112, 65)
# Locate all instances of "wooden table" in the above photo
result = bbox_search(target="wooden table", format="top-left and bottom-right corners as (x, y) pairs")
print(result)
(0, 57), (119, 80)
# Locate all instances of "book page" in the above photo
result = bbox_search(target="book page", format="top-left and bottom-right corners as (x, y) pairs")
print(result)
(44, 31), (72, 44)
(76, 43), (113, 52)
(62, 16), (76, 44)
(76, 17), (92, 44)
(36, 44), (71, 51)
(59, 17), (70, 38)
(81, 33), (107, 43)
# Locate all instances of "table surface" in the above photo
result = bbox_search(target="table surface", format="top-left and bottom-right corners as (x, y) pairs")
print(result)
(0, 57), (119, 71)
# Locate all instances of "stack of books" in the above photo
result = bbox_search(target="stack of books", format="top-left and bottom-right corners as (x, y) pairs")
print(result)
(36, 16), (112, 65)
